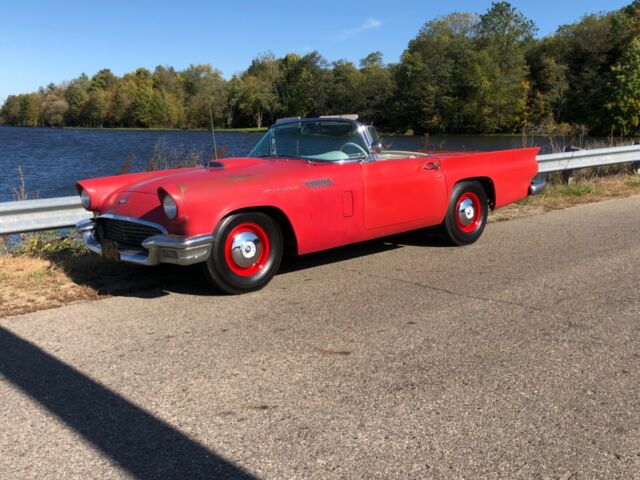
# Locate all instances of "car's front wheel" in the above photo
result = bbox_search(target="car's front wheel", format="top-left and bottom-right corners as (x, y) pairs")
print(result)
(202, 212), (283, 294)
(441, 181), (488, 246)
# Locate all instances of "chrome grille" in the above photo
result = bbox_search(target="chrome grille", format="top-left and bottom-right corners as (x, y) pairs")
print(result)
(96, 218), (162, 248)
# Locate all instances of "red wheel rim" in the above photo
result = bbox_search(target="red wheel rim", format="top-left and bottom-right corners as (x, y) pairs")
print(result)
(224, 222), (270, 277)
(455, 192), (482, 233)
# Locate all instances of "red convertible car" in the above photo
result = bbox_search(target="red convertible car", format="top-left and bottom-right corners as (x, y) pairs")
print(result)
(76, 115), (543, 294)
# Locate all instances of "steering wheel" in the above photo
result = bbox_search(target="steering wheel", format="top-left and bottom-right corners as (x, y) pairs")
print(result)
(340, 142), (368, 156)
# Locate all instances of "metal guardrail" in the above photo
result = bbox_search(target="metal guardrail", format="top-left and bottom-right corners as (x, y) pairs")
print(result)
(1, 145), (639, 236)
(0, 196), (88, 236)
(536, 144), (640, 174)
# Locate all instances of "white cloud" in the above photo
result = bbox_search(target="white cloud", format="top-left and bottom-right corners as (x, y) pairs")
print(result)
(337, 18), (382, 41)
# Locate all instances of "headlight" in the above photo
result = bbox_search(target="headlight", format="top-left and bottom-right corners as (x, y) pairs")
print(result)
(162, 195), (178, 220)
(80, 190), (91, 210)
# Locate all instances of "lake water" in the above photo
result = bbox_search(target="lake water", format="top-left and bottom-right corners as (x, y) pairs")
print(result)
(0, 125), (578, 202)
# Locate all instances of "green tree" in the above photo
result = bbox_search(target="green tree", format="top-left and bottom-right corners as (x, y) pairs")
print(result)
(64, 74), (90, 125)
(129, 68), (155, 127)
(360, 52), (384, 69)
(394, 12), (479, 133)
(359, 53), (395, 127)
(547, 8), (636, 133)
(225, 75), (243, 128)
(325, 60), (364, 116)
(240, 53), (281, 126)
(83, 89), (107, 127)
(152, 66), (185, 127)
(108, 81), (134, 126)
(90, 69), (118, 92)
(181, 64), (226, 128)
(0, 96), (22, 124)
(469, 2), (536, 132)
(278, 52), (328, 117)
(608, 36), (640, 134)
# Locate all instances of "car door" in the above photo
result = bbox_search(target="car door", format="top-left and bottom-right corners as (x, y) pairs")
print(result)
(361, 157), (448, 230)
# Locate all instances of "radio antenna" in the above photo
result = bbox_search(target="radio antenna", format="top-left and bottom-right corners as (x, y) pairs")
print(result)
(209, 106), (218, 165)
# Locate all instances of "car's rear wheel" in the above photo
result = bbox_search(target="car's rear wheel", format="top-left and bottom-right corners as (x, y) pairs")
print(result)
(441, 181), (488, 246)
(202, 212), (283, 294)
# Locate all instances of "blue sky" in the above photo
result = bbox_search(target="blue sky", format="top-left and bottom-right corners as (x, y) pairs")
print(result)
(0, 0), (630, 102)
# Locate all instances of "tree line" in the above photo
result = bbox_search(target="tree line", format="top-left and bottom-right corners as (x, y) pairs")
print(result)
(2, 2), (640, 136)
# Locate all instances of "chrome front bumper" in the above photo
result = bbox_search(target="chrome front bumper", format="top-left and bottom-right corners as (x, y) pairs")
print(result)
(76, 218), (214, 266)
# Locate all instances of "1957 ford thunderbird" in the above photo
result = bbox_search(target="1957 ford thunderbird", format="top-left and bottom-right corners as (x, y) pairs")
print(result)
(75, 115), (544, 294)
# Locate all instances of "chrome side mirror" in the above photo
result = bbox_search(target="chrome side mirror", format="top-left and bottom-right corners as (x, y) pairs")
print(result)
(370, 141), (383, 154)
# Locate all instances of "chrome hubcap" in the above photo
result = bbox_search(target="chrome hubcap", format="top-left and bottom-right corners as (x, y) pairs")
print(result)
(230, 231), (262, 268)
(458, 198), (476, 226)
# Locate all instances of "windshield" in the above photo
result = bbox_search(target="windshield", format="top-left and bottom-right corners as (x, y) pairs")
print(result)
(249, 121), (370, 162)
(366, 125), (380, 145)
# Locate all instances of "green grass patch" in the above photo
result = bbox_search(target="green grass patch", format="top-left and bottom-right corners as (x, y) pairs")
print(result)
(27, 268), (55, 282)
(13, 233), (86, 258)
(546, 182), (597, 197)
(625, 176), (640, 188)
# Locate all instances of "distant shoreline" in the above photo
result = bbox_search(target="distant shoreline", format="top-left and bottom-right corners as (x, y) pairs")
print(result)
(0, 124), (268, 134)
(1, 124), (629, 140)
(65, 126), (269, 133)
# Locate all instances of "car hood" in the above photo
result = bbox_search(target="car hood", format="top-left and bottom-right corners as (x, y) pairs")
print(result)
(119, 157), (307, 195)
(97, 157), (315, 228)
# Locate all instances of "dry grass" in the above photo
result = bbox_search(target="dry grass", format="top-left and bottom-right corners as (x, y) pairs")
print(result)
(489, 174), (640, 222)
(1, 174), (639, 319)
(0, 255), (98, 317)
(0, 238), (192, 318)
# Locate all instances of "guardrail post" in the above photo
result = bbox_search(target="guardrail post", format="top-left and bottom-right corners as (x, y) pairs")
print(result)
(560, 146), (581, 183)
(561, 169), (574, 184)
(632, 142), (640, 174)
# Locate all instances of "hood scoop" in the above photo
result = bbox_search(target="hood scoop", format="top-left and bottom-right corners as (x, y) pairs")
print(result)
(207, 161), (225, 169)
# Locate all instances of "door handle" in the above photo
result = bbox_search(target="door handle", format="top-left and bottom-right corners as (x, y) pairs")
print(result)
(423, 162), (440, 170)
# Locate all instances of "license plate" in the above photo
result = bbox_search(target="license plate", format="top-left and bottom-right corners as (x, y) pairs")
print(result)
(101, 239), (120, 261)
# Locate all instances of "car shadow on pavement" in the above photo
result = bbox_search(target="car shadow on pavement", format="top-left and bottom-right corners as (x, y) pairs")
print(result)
(53, 229), (449, 300)
(280, 228), (447, 273)
(0, 326), (257, 479)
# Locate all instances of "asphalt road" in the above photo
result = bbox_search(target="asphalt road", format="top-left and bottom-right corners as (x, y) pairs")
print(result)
(1, 196), (639, 479)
